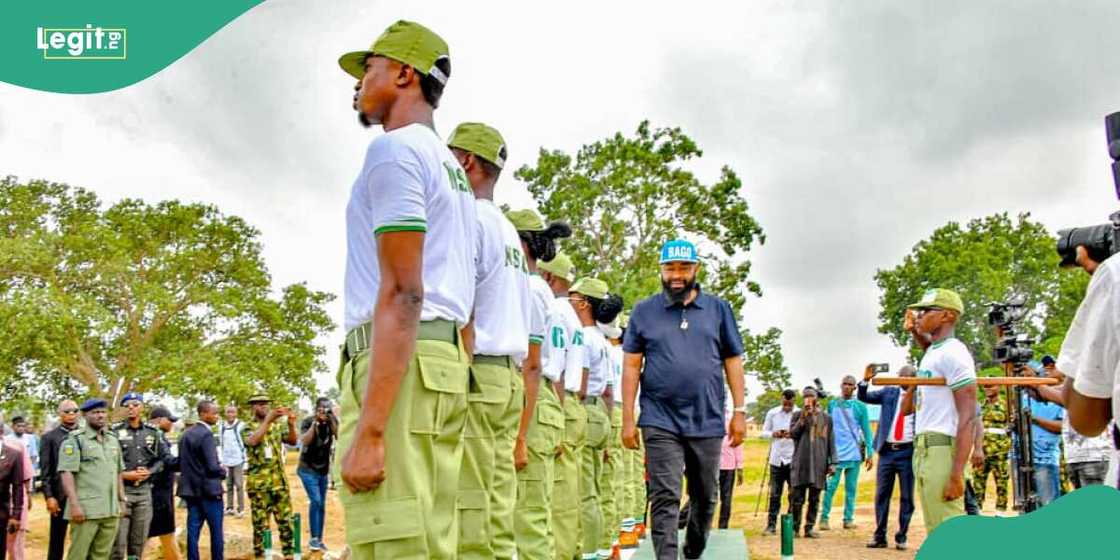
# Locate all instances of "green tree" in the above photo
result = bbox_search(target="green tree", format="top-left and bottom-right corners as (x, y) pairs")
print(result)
(874, 213), (1085, 366)
(742, 326), (792, 392)
(0, 177), (336, 406)
(515, 121), (766, 312)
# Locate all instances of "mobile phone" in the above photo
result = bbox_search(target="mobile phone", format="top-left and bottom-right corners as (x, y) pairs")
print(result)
(871, 363), (890, 374)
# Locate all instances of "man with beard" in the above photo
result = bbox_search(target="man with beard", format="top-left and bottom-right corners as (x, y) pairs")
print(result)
(621, 239), (746, 560)
(336, 20), (476, 560)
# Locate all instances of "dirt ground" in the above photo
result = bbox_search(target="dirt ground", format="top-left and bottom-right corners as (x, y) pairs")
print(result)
(23, 439), (1002, 559)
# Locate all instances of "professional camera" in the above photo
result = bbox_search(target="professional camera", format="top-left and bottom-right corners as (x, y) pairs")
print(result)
(811, 377), (831, 400)
(1055, 112), (1120, 267)
(988, 297), (1034, 365)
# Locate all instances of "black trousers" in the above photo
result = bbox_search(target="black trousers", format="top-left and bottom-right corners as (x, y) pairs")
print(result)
(789, 484), (822, 533)
(873, 445), (915, 544)
(47, 500), (69, 560)
(643, 427), (722, 560)
(766, 463), (792, 528)
(717, 469), (736, 529)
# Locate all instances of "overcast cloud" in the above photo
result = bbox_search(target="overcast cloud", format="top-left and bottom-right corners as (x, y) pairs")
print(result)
(3, 0), (1118, 398)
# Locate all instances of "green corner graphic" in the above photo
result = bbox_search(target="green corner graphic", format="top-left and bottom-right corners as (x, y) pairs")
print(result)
(1, 0), (265, 93)
(918, 485), (1120, 559)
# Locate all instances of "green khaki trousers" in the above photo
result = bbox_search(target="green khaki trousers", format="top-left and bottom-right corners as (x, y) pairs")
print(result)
(68, 516), (120, 560)
(515, 384), (565, 560)
(336, 325), (469, 560)
(552, 392), (587, 560)
(598, 405), (623, 550)
(581, 398), (610, 557)
(622, 429), (646, 523)
(458, 356), (522, 560)
(912, 432), (965, 533)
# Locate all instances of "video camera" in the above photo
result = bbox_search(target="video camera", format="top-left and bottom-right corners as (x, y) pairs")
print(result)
(811, 377), (831, 401)
(1055, 112), (1120, 267)
(987, 297), (1034, 364)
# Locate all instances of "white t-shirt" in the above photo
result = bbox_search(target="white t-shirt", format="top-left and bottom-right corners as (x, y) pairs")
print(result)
(583, 326), (610, 397)
(1058, 254), (1120, 423)
(914, 337), (977, 437)
(526, 275), (552, 372)
(471, 200), (532, 361)
(552, 297), (587, 393)
(607, 344), (624, 403)
(343, 123), (477, 332)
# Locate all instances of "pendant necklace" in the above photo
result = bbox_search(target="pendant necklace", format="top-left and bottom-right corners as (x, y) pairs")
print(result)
(680, 307), (689, 330)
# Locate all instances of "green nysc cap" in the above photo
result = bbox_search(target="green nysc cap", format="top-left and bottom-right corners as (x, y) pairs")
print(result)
(338, 20), (450, 85)
(907, 288), (964, 314)
(538, 252), (576, 283)
(505, 209), (546, 232)
(572, 277), (609, 300)
(448, 123), (507, 169)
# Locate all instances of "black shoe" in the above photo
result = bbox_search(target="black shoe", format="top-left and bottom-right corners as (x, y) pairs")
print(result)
(805, 528), (821, 538)
(763, 525), (776, 536)
(793, 528), (801, 538)
(867, 541), (888, 549)
(896, 542), (909, 551)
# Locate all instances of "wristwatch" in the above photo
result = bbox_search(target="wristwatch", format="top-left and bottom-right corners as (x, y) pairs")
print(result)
(732, 405), (747, 414)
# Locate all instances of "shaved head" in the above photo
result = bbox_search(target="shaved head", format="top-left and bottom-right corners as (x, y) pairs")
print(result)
(57, 399), (78, 413)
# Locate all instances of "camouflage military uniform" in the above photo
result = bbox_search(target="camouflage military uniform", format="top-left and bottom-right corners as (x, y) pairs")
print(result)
(243, 419), (295, 557)
(974, 396), (1011, 511)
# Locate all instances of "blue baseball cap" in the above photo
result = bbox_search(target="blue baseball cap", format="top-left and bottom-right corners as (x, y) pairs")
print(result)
(121, 392), (144, 405)
(659, 239), (698, 264)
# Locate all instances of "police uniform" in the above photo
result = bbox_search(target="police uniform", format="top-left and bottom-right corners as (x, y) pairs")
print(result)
(111, 394), (168, 560)
(546, 258), (589, 560)
(449, 125), (535, 560)
(513, 230), (571, 560)
(337, 20), (477, 560)
(573, 277), (612, 560)
(59, 400), (124, 560)
(242, 399), (295, 558)
(973, 395), (1011, 511)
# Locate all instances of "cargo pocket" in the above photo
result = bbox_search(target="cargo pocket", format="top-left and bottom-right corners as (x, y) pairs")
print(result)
(343, 494), (425, 552)
(529, 403), (565, 455)
(457, 489), (491, 554)
(517, 478), (549, 510)
(468, 362), (512, 404)
(587, 410), (608, 449)
(410, 347), (469, 436)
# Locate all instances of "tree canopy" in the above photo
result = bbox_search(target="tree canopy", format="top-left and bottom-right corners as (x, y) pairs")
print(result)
(874, 212), (1087, 366)
(0, 177), (335, 407)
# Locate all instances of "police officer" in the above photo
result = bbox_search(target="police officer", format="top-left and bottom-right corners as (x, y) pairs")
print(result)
(112, 393), (168, 560)
(973, 385), (1011, 514)
(337, 19), (476, 560)
(510, 217), (573, 560)
(242, 395), (297, 559)
(537, 251), (588, 560)
(447, 124), (538, 560)
(59, 399), (127, 560)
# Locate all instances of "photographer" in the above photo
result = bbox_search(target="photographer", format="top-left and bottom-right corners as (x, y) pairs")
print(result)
(788, 387), (836, 538)
(242, 395), (298, 558)
(299, 397), (337, 553)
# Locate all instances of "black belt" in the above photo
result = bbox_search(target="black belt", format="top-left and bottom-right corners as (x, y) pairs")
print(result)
(883, 442), (913, 451)
(344, 319), (457, 358)
(582, 396), (601, 405)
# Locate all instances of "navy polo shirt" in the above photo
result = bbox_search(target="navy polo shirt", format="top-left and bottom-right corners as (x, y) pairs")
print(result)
(623, 287), (744, 438)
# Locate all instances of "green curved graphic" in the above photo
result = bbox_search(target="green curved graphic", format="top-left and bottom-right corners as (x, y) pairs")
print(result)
(918, 485), (1120, 559)
(0, 0), (265, 94)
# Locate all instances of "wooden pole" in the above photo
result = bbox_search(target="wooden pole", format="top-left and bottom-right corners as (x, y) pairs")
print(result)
(871, 376), (1060, 387)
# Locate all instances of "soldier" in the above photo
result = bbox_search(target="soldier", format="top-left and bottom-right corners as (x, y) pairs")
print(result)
(511, 217), (573, 560)
(973, 385), (1010, 514)
(336, 19), (476, 560)
(113, 393), (169, 560)
(242, 395), (297, 558)
(448, 125), (539, 560)
(59, 399), (127, 560)
(537, 251), (588, 560)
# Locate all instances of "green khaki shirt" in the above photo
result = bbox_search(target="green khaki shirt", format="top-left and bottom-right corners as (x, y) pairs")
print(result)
(58, 426), (123, 520)
(242, 419), (290, 491)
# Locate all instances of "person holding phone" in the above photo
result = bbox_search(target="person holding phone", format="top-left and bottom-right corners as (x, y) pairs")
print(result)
(760, 389), (799, 535)
(243, 395), (298, 558)
(299, 397), (338, 553)
(858, 364), (917, 550)
(788, 387), (837, 538)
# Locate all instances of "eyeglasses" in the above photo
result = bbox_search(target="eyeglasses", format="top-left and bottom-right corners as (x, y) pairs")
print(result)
(913, 307), (944, 319)
(60, 409), (79, 414)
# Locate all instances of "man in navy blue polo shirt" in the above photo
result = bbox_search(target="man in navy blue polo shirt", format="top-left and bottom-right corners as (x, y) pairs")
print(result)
(621, 239), (747, 560)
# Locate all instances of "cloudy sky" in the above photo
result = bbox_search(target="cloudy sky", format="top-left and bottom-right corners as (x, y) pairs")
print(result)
(3, 0), (1119, 398)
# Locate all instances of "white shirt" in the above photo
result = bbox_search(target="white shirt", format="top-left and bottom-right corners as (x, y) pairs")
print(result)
(583, 326), (610, 397)
(1062, 415), (1114, 464)
(525, 275), (552, 370)
(914, 337), (977, 437)
(884, 397), (915, 444)
(1058, 254), (1120, 424)
(343, 123), (477, 332)
(607, 344), (624, 403)
(552, 297), (587, 393)
(761, 405), (798, 466)
(471, 200), (532, 361)
(219, 420), (246, 467)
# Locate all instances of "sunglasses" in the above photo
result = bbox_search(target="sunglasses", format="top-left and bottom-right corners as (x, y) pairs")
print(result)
(913, 307), (945, 319)
(61, 409), (79, 414)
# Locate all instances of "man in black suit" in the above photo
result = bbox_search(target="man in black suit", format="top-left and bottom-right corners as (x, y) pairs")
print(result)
(857, 364), (916, 551)
(39, 399), (80, 560)
(178, 400), (225, 560)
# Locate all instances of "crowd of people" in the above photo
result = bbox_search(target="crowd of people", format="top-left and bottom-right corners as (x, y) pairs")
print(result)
(756, 282), (1119, 552)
